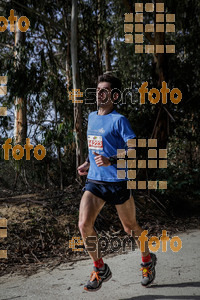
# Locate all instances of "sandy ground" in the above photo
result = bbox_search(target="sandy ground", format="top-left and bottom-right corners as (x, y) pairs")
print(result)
(0, 229), (200, 300)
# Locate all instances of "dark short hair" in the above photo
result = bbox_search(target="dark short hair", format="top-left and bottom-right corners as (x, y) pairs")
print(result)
(97, 73), (122, 93)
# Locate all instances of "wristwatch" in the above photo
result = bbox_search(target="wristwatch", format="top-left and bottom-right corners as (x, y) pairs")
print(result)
(108, 156), (117, 165)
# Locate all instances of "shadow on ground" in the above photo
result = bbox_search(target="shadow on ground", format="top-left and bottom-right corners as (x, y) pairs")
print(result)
(120, 281), (200, 299)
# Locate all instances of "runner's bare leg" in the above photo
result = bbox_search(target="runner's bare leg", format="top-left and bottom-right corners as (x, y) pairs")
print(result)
(115, 193), (150, 257)
(79, 191), (105, 261)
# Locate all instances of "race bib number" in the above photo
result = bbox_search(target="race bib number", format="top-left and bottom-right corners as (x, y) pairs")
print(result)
(88, 135), (103, 150)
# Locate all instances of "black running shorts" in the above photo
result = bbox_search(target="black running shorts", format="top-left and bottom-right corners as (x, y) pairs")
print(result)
(82, 179), (133, 205)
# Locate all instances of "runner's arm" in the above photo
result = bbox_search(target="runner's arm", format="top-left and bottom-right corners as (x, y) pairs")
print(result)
(86, 141), (135, 165)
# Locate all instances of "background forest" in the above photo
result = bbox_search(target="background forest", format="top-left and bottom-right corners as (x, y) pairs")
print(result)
(0, 0), (200, 275)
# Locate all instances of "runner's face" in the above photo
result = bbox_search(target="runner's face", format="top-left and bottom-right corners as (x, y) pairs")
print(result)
(96, 82), (113, 107)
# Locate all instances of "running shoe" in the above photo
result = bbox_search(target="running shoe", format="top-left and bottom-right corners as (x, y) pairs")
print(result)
(84, 263), (112, 292)
(140, 253), (157, 286)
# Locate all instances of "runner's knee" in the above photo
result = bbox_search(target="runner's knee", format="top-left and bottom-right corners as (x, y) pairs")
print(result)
(78, 219), (94, 235)
(123, 221), (139, 235)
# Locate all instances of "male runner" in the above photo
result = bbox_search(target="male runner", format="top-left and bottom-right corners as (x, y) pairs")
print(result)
(77, 74), (157, 292)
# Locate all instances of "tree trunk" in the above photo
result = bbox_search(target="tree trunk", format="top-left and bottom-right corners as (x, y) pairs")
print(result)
(53, 94), (63, 190)
(63, 4), (71, 94)
(66, 35), (71, 93)
(13, 12), (27, 190)
(151, 0), (169, 148)
(123, 0), (169, 148)
(62, 4), (71, 155)
(96, 0), (103, 76)
(14, 15), (27, 145)
(104, 38), (112, 72)
(71, 0), (84, 175)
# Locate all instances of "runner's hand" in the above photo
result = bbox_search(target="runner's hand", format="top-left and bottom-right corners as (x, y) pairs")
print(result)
(77, 161), (90, 175)
(93, 152), (111, 167)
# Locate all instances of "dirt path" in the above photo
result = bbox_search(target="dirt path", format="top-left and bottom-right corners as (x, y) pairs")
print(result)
(0, 229), (200, 300)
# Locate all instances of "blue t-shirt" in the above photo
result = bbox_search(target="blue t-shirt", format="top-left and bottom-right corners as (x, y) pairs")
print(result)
(87, 109), (136, 182)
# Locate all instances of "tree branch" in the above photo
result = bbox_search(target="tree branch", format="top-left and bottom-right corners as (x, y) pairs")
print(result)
(12, 0), (67, 37)
(144, 32), (155, 45)
(0, 42), (13, 49)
